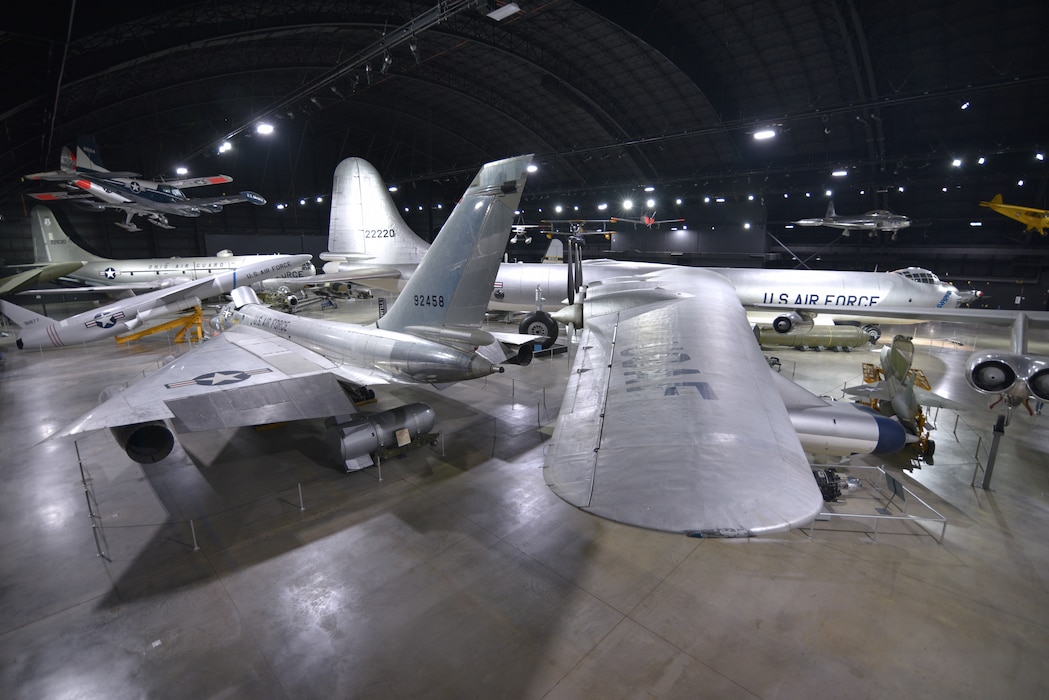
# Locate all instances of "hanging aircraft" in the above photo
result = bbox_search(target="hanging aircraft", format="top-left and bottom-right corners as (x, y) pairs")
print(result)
(609, 211), (685, 228)
(50, 155), (538, 470)
(793, 201), (911, 236)
(21, 206), (316, 302)
(1, 254), (311, 349)
(23, 136), (266, 232)
(979, 194), (1049, 236)
(319, 158), (974, 347)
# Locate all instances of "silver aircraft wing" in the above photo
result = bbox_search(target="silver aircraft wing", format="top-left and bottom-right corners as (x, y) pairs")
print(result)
(545, 267), (823, 536)
(55, 325), (381, 437)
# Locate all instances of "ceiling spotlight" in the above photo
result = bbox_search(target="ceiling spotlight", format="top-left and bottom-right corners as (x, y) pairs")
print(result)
(622, 199), (633, 210)
(597, 203), (608, 210)
(1018, 179), (1025, 186)
(644, 186), (655, 192)
(743, 222), (751, 230)
(951, 158), (962, 167)
(217, 141), (232, 154)
(526, 164), (538, 173)
(825, 190), (832, 197)
(715, 197), (726, 203)
(256, 123), (274, 135)
(747, 194), (754, 201)
(675, 198), (682, 205)
(898, 186), (905, 193)
(970, 221), (982, 227)
(555, 205), (563, 213)
(832, 170), (847, 177)
(388, 185), (398, 192)
(316, 197), (323, 203)
(1038, 153), (1045, 161)
(176, 167), (188, 176)
(753, 129), (776, 140)
(703, 196), (710, 203)
(960, 101), (970, 110)
(645, 198), (655, 208)
(487, 2), (521, 21)
(977, 156), (986, 165)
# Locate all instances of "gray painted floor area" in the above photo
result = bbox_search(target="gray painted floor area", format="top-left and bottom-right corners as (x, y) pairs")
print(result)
(1, 301), (1048, 699)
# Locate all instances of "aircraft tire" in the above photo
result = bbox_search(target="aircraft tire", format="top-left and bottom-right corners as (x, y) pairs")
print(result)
(862, 324), (882, 342)
(519, 311), (558, 349)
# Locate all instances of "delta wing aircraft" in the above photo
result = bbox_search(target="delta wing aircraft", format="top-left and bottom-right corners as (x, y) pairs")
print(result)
(793, 201), (911, 236)
(320, 158), (974, 347)
(23, 206), (316, 299)
(1, 254), (311, 349)
(24, 136), (265, 232)
(542, 267), (915, 537)
(979, 194), (1049, 236)
(52, 155), (537, 470)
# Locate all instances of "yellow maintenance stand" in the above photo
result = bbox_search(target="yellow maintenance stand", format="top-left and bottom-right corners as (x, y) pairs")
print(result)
(116, 307), (205, 345)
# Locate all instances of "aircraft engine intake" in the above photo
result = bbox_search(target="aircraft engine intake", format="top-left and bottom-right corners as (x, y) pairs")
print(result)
(966, 351), (1049, 400)
(110, 421), (175, 464)
(771, 310), (814, 334)
(326, 402), (436, 471)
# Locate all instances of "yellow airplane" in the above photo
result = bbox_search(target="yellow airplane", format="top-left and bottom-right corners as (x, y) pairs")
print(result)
(979, 194), (1049, 235)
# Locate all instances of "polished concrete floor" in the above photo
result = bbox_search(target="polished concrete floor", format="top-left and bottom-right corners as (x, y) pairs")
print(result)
(1, 298), (1048, 699)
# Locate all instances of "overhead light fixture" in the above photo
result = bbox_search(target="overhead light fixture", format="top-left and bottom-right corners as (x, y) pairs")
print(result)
(753, 129), (776, 140)
(898, 186), (905, 193)
(645, 198), (655, 208)
(622, 199), (633, 210)
(969, 221), (982, 227)
(715, 197), (725, 203)
(703, 196), (710, 203)
(977, 157), (986, 165)
(256, 123), (274, 135)
(1038, 153), (1045, 161)
(832, 170), (847, 177)
(217, 141), (232, 154)
(487, 2), (521, 21)
(960, 101), (970, 110)
(597, 203), (608, 211)
(675, 198), (682, 205)
(1018, 179), (1025, 186)
(644, 186), (655, 192)
(783, 193), (789, 199)
(555, 205), (563, 213)
(526, 164), (538, 173)
(951, 158), (962, 167)
(315, 196), (323, 203)
(743, 223), (751, 230)
(388, 185), (398, 192)
(825, 189), (832, 197)
(176, 167), (188, 175)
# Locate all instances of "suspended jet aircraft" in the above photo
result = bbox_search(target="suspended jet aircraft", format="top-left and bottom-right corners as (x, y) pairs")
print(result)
(2, 254), (311, 349)
(793, 201), (911, 236)
(24, 136), (266, 232)
(319, 158), (973, 347)
(21, 206), (316, 301)
(51, 155), (538, 470)
(979, 194), (1049, 236)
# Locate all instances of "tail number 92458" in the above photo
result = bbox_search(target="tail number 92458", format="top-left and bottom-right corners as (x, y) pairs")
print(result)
(413, 294), (445, 307)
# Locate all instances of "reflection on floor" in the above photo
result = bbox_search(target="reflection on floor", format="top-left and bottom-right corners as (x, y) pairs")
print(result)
(1, 297), (1047, 698)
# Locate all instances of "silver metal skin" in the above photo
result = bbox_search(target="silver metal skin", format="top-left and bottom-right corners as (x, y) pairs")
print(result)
(2, 254), (313, 349)
(793, 201), (911, 233)
(316, 157), (970, 317)
(24, 137), (265, 232)
(26, 205), (317, 294)
(52, 155), (535, 467)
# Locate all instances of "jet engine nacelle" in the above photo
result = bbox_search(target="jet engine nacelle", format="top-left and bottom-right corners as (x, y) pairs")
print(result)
(110, 421), (175, 464)
(966, 352), (1049, 401)
(326, 402), (436, 471)
(771, 310), (814, 334)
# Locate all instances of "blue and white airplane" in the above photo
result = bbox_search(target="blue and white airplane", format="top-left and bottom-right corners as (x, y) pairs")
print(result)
(24, 136), (265, 232)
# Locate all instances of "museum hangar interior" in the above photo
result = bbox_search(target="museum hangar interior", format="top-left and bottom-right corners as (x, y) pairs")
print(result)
(1, 2), (1048, 698)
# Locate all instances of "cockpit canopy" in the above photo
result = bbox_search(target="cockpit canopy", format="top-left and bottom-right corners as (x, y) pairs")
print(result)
(891, 267), (942, 285)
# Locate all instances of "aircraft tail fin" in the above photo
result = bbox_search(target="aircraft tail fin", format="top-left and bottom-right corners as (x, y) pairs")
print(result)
(32, 206), (105, 263)
(75, 135), (108, 173)
(323, 157), (430, 267)
(881, 334), (915, 386)
(377, 155), (532, 333)
(990, 193), (1003, 205)
(58, 146), (76, 173)
(1, 300), (50, 328)
(826, 201), (836, 218)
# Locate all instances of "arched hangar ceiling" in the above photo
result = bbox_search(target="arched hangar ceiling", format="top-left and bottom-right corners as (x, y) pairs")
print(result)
(1, 0), (1047, 236)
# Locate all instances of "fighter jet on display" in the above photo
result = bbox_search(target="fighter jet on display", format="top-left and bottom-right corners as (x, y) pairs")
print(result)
(50, 155), (538, 471)
(979, 194), (1049, 236)
(24, 136), (266, 232)
(320, 157), (973, 347)
(793, 201), (911, 236)
(1, 254), (311, 349)
(843, 334), (958, 464)
(22, 206), (316, 299)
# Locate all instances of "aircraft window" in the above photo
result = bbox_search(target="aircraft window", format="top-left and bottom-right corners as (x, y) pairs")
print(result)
(892, 267), (939, 285)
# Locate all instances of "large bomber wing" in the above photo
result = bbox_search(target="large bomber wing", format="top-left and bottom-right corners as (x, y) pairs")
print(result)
(545, 267), (824, 537)
(56, 325), (394, 439)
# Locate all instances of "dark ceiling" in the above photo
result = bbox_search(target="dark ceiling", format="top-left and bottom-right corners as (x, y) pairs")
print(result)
(2, 0), (1048, 277)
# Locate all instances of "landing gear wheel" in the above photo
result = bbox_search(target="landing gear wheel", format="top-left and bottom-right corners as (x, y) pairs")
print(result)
(519, 311), (558, 349)
(862, 324), (882, 343)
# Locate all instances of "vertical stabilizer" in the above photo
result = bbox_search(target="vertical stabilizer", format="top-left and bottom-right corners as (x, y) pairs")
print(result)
(32, 206), (105, 263)
(826, 201), (836, 218)
(377, 155), (532, 332)
(75, 135), (107, 172)
(326, 157), (430, 266)
(1, 300), (51, 328)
